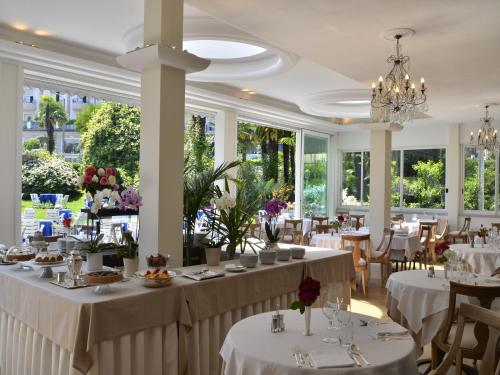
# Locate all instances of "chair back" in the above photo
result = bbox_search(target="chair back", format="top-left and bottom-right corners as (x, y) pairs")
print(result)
(419, 224), (432, 247)
(341, 234), (370, 268)
(46, 209), (60, 222)
(311, 216), (328, 229)
(374, 228), (394, 259)
(316, 224), (333, 234)
(436, 281), (500, 361)
(430, 303), (500, 375)
(491, 223), (500, 231)
(435, 219), (449, 239)
(459, 217), (471, 235)
(23, 208), (36, 219)
(30, 193), (40, 203)
(284, 219), (303, 232)
(246, 223), (261, 238)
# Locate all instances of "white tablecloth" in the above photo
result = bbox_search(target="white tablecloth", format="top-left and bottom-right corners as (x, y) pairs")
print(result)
(310, 229), (370, 250)
(220, 309), (418, 375)
(391, 235), (421, 261)
(450, 243), (500, 276)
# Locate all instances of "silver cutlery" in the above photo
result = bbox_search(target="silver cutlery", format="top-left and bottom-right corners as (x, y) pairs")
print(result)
(347, 349), (362, 367)
(350, 344), (371, 366)
(291, 347), (303, 367)
(300, 351), (314, 368)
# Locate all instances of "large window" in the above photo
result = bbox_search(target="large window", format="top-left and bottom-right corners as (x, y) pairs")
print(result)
(303, 133), (328, 215)
(463, 147), (496, 212)
(341, 148), (446, 209)
(341, 151), (370, 206)
(237, 121), (296, 207)
(400, 149), (446, 209)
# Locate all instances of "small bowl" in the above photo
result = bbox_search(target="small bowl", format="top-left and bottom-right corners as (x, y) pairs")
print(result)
(240, 253), (259, 268)
(276, 248), (291, 261)
(290, 247), (306, 259)
(136, 270), (176, 288)
(259, 250), (277, 265)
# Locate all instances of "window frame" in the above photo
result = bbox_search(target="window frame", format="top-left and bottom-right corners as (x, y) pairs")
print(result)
(339, 146), (447, 212)
(339, 149), (370, 208)
(461, 144), (500, 216)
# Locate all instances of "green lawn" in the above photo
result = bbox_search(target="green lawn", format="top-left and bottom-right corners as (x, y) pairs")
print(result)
(21, 195), (85, 220)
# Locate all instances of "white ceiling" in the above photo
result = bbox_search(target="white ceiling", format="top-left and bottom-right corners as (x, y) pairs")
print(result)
(0, 0), (499, 126)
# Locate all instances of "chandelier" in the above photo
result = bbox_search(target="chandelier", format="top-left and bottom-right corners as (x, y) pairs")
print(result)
(470, 105), (498, 153)
(371, 32), (428, 125)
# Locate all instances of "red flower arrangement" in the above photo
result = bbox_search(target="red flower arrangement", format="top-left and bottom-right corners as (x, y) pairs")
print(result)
(290, 277), (321, 314)
(337, 215), (345, 223)
(63, 217), (72, 228)
(434, 240), (450, 256)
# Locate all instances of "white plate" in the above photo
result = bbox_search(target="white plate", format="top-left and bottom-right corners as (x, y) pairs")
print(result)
(27, 259), (66, 267)
(225, 266), (247, 273)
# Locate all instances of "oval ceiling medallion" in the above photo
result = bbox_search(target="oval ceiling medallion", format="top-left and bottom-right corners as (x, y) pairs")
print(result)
(297, 89), (372, 118)
(122, 18), (298, 82)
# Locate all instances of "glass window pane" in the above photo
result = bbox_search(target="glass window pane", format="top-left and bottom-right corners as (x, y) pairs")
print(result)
(483, 149), (495, 211)
(391, 150), (401, 207)
(303, 134), (328, 215)
(463, 147), (479, 210)
(362, 151), (370, 205)
(342, 152), (362, 206)
(402, 149), (446, 209)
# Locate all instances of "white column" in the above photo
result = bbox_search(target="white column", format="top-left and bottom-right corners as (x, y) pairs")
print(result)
(295, 130), (303, 218)
(0, 62), (23, 245)
(138, 0), (186, 268)
(369, 128), (393, 247)
(446, 124), (461, 229)
(214, 109), (238, 172)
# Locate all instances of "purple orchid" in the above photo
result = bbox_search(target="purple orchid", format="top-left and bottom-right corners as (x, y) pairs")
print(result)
(119, 187), (143, 211)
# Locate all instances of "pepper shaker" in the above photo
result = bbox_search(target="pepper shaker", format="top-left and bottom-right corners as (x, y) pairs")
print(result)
(271, 304), (285, 333)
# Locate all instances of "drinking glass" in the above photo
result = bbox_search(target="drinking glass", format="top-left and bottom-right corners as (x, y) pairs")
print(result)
(339, 321), (354, 347)
(321, 300), (338, 343)
(337, 302), (352, 327)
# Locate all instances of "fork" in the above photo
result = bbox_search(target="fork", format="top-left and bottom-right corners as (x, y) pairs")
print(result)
(291, 347), (303, 367)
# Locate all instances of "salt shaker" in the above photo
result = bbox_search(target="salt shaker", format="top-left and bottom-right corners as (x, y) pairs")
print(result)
(271, 304), (285, 333)
(427, 266), (435, 278)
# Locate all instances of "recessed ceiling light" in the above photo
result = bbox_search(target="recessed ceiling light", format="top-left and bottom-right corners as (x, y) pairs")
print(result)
(11, 22), (28, 31)
(248, 91), (257, 95)
(241, 88), (251, 92)
(336, 100), (371, 104)
(15, 41), (38, 48)
(184, 40), (266, 59)
(34, 30), (49, 36)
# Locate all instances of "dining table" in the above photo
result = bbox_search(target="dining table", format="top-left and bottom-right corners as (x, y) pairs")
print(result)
(310, 228), (370, 250)
(386, 269), (500, 350)
(0, 245), (355, 375)
(220, 309), (418, 374)
(450, 243), (500, 276)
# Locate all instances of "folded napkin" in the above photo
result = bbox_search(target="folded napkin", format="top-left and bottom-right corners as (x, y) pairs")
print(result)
(308, 350), (355, 368)
(370, 322), (408, 337)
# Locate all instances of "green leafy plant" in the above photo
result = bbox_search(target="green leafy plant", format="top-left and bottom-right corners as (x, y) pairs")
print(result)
(265, 222), (280, 243)
(117, 232), (138, 259)
(23, 138), (42, 151)
(71, 233), (118, 254)
(183, 160), (240, 265)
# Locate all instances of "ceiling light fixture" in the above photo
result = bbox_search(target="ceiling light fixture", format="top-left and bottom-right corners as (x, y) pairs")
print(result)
(241, 88), (251, 92)
(34, 30), (49, 36)
(11, 22), (28, 31)
(470, 105), (498, 153)
(248, 91), (256, 95)
(336, 100), (371, 105)
(371, 30), (428, 125)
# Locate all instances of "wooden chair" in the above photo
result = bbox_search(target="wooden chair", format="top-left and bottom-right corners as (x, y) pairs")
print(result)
(391, 214), (404, 229)
(413, 225), (432, 269)
(305, 216), (329, 244)
(431, 282), (500, 374)
(247, 223), (262, 239)
(368, 229), (394, 286)
(316, 224), (333, 234)
(341, 233), (371, 296)
(350, 214), (365, 230)
(448, 217), (471, 244)
(281, 219), (303, 244)
(492, 223), (500, 231)
(429, 219), (449, 263)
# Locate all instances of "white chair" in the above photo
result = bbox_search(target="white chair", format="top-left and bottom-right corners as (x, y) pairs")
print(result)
(21, 218), (39, 238)
(23, 208), (36, 219)
(30, 194), (41, 208)
(54, 194), (64, 209)
(62, 195), (69, 208)
(46, 209), (61, 222)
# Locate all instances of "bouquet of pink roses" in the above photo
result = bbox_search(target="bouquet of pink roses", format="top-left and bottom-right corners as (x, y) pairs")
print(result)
(80, 166), (119, 195)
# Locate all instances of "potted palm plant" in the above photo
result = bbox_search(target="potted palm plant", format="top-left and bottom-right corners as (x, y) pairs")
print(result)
(117, 232), (139, 277)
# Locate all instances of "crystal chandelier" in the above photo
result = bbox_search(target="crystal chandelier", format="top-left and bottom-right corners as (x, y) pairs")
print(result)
(470, 105), (498, 153)
(371, 33), (428, 125)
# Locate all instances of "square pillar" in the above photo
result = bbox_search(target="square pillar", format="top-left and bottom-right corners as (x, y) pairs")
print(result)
(446, 124), (460, 229)
(0, 62), (23, 245)
(369, 129), (392, 247)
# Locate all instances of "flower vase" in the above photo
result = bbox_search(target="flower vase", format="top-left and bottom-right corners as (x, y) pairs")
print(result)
(123, 257), (139, 277)
(304, 306), (312, 336)
(86, 252), (103, 272)
(205, 247), (221, 266)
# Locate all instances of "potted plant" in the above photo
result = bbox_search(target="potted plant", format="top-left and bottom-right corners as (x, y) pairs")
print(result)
(201, 205), (227, 266)
(117, 232), (139, 277)
(72, 233), (117, 272)
(263, 198), (288, 251)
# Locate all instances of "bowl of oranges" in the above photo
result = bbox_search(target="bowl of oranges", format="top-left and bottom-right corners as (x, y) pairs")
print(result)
(136, 268), (175, 288)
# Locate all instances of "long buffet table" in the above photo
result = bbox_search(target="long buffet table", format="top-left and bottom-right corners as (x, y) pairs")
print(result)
(0, 245), (355, 375)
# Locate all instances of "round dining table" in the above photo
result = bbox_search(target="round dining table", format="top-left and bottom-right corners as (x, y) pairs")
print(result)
(386, 269), (500, 349)
(220, 309), (418, 374)
(450, 243), (500, 276)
